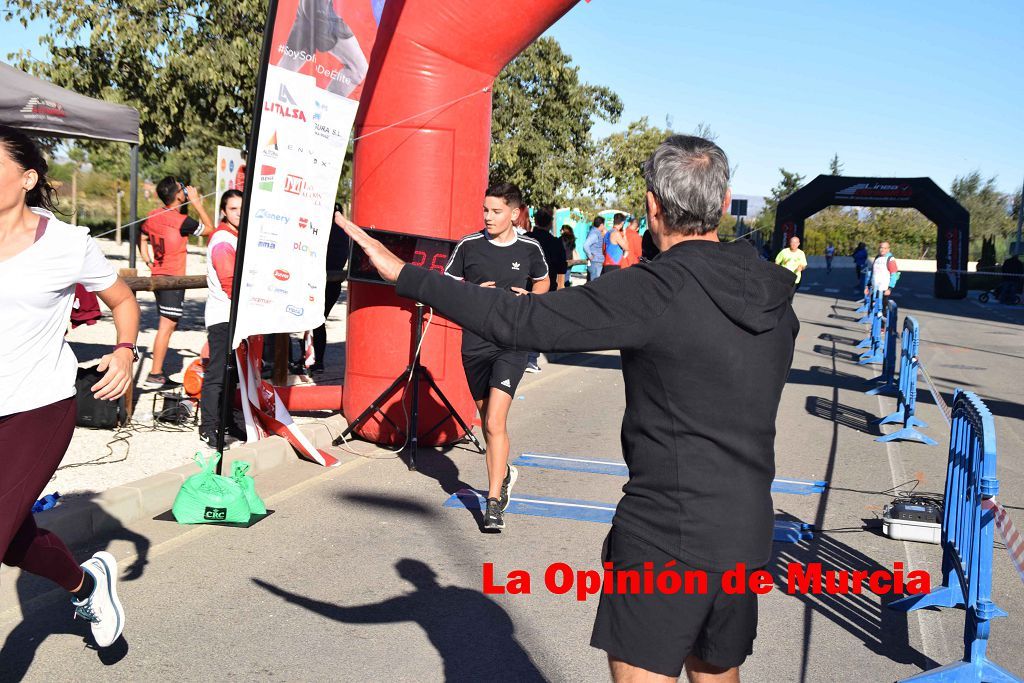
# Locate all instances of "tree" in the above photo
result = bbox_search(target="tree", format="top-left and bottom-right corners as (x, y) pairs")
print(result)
(591, 117), (672, 217)
(828, 153), (843, 176)
(753, 168), (805, 234)
(490, 37), (622, 207)
(951, 171), (1016, 241)
(5, 0), (265, 180)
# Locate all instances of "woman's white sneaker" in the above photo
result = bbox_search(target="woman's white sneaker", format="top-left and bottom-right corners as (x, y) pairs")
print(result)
(72, 551), (125, 648)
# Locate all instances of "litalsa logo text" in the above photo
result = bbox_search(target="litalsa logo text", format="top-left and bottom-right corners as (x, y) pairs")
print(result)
(264, 84), (306, 121)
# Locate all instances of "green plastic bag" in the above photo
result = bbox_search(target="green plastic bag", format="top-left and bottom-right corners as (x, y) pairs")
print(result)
(172, 452), (251, 524)
(231, 460), (266, 516)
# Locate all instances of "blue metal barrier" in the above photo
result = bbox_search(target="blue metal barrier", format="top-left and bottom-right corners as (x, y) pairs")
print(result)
(855, 272), (873, 313)
(866, 300), (899, 395)
(888, 391), (1018, 682)
(858, 296), (887, 365)
(877, 316), (936, 446)
(858, 287), (881, 325)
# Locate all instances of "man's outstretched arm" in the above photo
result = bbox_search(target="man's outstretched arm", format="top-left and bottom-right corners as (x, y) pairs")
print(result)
(340, 215), (671, 354)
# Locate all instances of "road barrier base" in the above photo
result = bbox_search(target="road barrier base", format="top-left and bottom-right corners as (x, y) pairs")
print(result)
(897, 658), (1020, 683)
(877, 426), (938, 446)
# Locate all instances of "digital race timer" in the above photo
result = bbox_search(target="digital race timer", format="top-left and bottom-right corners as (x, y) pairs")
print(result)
(347, 227), (457, 285)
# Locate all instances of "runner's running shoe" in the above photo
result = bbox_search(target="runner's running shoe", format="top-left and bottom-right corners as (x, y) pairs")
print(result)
(72, 551), (125, 648)
(498, 464), (518, 512)
(483, 498), (505, 531)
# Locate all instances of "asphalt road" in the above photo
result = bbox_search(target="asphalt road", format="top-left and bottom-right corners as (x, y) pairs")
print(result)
(1, 265), (1022, 682)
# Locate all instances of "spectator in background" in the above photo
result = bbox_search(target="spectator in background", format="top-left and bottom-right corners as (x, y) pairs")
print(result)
(852, 242), (869, 289)
(622, 216), (643, 268)
(999, 251), (1023, 303)
(527, 209), (567, 292)
(199, 189), (246, 447)
(139, 177), (213, 389)
(525, 209), (566, 373)
(641, 227), (659, 262)
(583, 215), (606, 281)
(866, 240), (900, 311)
(312, 207), (351, 374)
(560, 224), (578, 287)
(602, 213), (628, 273)
(775, 235), (807, 291)
(825, 242), (835, 274)
(513, 203), (531, 234)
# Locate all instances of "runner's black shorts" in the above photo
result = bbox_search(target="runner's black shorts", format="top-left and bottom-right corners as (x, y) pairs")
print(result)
(461, 350), (528, 401)
(590, 526), (758, 677)
(155, 289), (185, 321)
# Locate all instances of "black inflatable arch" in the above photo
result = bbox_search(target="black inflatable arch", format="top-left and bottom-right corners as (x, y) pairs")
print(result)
(772, 176), (970, 299)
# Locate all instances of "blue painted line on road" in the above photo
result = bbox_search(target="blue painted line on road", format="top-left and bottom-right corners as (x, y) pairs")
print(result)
(513, 454), (827, 495)
(444, 489), (813, 543)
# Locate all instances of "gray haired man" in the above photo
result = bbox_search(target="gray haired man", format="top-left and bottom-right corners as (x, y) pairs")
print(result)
(339, 135), (799, 682)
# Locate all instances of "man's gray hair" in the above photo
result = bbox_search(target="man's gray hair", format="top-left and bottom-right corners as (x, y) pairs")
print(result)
(642, 135), (730, 235)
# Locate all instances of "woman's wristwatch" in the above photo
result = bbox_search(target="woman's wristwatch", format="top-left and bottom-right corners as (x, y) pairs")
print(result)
(113, 343), (139, 361)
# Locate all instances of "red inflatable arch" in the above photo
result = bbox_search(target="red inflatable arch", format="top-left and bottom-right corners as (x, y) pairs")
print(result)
(344, 0), (580, 445)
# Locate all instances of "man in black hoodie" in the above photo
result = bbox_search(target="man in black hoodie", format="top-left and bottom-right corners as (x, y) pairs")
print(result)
(338, 135), (798, 682)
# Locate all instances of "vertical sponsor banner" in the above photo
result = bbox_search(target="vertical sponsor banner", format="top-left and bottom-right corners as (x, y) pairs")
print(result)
(215, 145), (245, 216)
(225, 0), (388, 463)
(233, 0), (385, 349)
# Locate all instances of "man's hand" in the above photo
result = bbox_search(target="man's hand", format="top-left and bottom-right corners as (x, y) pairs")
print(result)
(185, 185), (200, 203)
(91, 348), (134, 401)
(336, 211), (405, 283)
(864, 287), (870, 296)
(885, 288), (892, 296)
(480, 281), (496, 288)
(509, 287), (530, 296)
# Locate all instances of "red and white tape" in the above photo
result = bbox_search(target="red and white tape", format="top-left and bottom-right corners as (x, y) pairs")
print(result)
(982, 498), (1024, 584)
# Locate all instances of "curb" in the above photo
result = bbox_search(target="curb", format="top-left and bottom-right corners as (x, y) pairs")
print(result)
(15, 415), (349, 556)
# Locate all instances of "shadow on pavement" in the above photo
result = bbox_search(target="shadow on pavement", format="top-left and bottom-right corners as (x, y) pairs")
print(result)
(253, 559), (546, 682)
(337, 491), (436, 517)
(770, 517), (937, 677)
(787, 366), (866, 393)
(812, 345), (863, 365)
(805, 397), (882, 436)
(0, 493), (151, 682)
(413, 449), (486, 530)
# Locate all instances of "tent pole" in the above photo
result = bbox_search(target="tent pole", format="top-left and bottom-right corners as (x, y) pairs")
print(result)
(128, 144), (139, 269)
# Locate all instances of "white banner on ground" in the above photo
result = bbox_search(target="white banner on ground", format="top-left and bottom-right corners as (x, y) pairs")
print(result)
(231, 66), (356, 349)
(215, 145), (246, 216)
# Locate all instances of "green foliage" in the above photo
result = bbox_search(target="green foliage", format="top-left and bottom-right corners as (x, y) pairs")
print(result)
(752, 168), (805, 235)
(490, 37), (622, 207)
(951, 171), (1016, 242)
(591, 117), (672, 217)
(5, 0), (264, 160)
(828, 153), (843, 176)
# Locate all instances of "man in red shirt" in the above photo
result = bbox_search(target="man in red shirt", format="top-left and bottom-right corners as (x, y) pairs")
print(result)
(622, 216), (643, 268)
(138, 177), (213, 389)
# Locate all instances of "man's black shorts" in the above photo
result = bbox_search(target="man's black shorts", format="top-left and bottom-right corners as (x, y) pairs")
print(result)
(461, 350), (528, 401)
(155, 289), (185, 321)
(590, 526), (758, 677)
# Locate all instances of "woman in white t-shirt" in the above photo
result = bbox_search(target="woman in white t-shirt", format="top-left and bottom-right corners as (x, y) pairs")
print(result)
(0, 125), (139, 649)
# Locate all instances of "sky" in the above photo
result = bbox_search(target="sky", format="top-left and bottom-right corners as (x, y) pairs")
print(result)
(2, 1), (1022, 199)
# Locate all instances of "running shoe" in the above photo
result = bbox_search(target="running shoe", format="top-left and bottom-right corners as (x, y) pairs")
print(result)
(483, 497), (505, 531)
(72, 551), (125, 648)
(525, 362), (541, 374)
(498, 464), (518, 512)
(142, 373), (179, 390)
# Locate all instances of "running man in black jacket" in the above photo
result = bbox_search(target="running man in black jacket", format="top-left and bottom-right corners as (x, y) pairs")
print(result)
(337, 136), (798, 682)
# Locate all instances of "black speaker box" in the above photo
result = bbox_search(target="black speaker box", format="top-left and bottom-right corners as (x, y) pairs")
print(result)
(75, 366), (126, 429)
